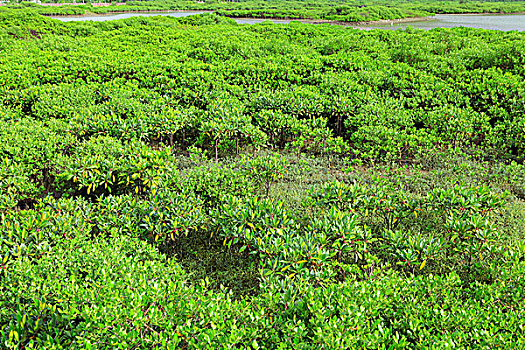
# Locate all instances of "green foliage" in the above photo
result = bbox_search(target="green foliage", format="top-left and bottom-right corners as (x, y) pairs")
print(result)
(1, 10), (525, 349)
(55, 136), (176, 196)
(307, 181), (513, 279)
(199, 98), (266, 160)
(180, 160), (257, 208)
(240, 152), (288, 197)
(95, 187), (205, 241)
(0, 118), (75, 201)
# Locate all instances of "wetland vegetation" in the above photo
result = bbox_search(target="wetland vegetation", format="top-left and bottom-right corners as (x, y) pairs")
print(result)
(1, 8), (525, 349)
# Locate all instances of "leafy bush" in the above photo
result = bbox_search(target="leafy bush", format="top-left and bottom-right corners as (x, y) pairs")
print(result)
(179, 160), (257, 208)
(1, 10), (525, 349)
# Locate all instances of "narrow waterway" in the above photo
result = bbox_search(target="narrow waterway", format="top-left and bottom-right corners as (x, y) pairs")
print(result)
(51, 12), (525, 31)
(51, 11), (209, 22)
(360, 14), (525, 31)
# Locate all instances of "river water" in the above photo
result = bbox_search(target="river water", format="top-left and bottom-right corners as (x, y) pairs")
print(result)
(51, 12), (525, 31)
(51, 11), (210, 22)
(361, 14), (525, 31)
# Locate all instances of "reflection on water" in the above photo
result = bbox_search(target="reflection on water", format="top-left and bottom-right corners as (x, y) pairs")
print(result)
(51, 11), (208, 22)
(358, 14), (525, 31)
(234, 18), (305, 25)
(51, 12), (525, 31)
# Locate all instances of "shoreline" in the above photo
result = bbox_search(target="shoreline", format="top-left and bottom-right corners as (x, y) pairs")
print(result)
(45, 9), (211, 18)
(230, 15), (433, 26)
(436, 11), (525, 16)
(44, 10), (524, 27)
(306, 16), (433, 26)
(46, 10), (433, 26)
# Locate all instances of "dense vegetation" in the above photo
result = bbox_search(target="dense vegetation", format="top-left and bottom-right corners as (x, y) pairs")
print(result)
(1, 9), (525, 349)
(3, 0), (525, 22)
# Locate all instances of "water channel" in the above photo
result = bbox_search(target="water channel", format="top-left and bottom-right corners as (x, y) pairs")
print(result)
(51, 11), (525, 31)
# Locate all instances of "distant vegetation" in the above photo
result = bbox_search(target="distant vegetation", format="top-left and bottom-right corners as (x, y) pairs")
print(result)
(1, 9), (525, 349)
(2, 0), (525, 21)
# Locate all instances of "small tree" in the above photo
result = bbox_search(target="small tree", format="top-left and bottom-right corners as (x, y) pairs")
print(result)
(152, 107), (191, 147)
(0, 158), (26, 223)
(241, 152), (288, 198)
(201, 98), (265, 161)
